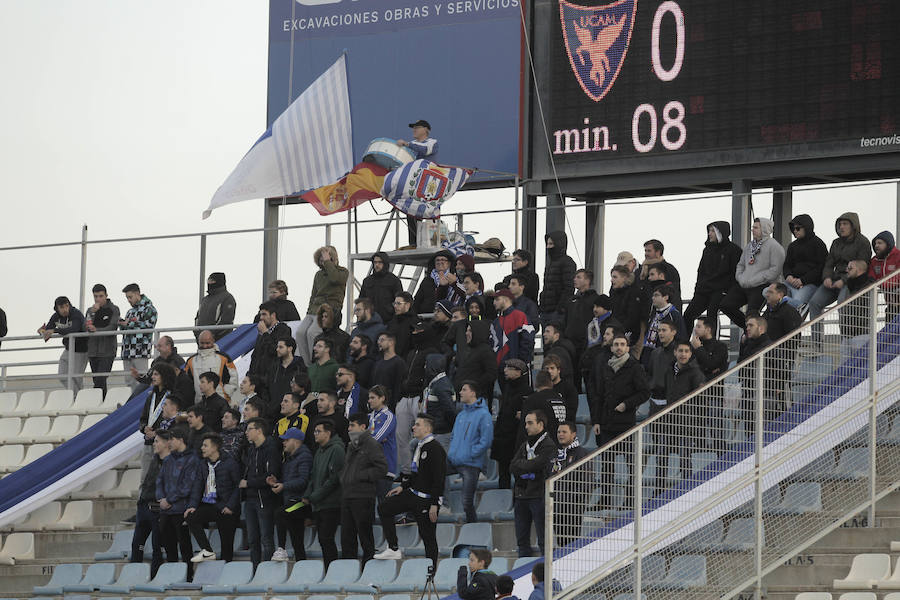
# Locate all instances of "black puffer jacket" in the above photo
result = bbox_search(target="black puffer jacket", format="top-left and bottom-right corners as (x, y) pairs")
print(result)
(502, 248), (540, 303)
(452, 319), (496, 398)
(540, 231), (577, 314)
(694, 220), (743, 294)
(360, 252), (403, 322)
(413, 249), (462, 314)
(783, 214), (828, 285)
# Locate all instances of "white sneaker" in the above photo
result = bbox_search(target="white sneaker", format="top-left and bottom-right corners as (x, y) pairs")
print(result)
(190, 549), (217, 563)
(373, 547), (402, 560)
(271, 547), (289, 562)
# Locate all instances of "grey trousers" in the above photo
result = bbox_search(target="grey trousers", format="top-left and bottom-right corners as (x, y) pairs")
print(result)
(59, 349), (89, 393)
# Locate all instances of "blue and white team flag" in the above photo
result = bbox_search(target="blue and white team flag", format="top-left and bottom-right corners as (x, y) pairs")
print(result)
(380, 159), (472, 219)
(203, 55), (353, 218)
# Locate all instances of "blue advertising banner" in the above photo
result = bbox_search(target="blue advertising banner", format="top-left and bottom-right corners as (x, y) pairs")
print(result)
(267, 0), (522, 184)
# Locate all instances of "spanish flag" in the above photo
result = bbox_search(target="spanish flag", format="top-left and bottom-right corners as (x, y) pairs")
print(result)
(302, 162), (389, 216)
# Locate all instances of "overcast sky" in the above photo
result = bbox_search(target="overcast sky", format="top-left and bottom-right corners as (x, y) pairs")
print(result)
(1, 1), (897, 370)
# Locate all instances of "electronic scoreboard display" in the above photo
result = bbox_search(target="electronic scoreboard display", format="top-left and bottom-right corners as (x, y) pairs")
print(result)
(530, 0), (899, 180)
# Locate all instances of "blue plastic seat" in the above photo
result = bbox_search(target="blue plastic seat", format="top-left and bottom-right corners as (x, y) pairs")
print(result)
(167, 561), (225, 590)
(405, 523), (454, 558)
(690, 452), (718, 475)
(657, 555), (707, 589)
(479, 460), (500, 490)
(434, 557), (468, 591)
(736, 485), (781, 516)
(768, 482), (822, 515)
(94, 529), (134, 560)
(34, 563), (83, 595)
(345, 595), (375, 600)
(132, 562), (187, 593)
(438, 491), (465, 523)
(792, 451), (836, 481)
(832, 448), (869, 480)
(675, 519), (723, 551)
(713, 518), (764, 551)
(200, 561), (253, 594)
(271, 560), (325, 593)
(397, 525), (423, 554)
(63, 563), (116, 592)
(344, 559), (398, 593)
(306, 558), (362, 593)
(308, 526), (342, 558)
(98, 562), (151, 593)
(576, 394), (591, 424)
(381, 594), (413, 600)
(306, 596), (337, 600)
(234, 560), (288, 593)
(380, 558), (432, 592)
(512, 557), (538, 571)
(641, 554), (668, 586)
(452, 522), (493, 556)
(491, 558), (509, 574)
(198, 596), (228, 600)
(475, 488), (513, 521)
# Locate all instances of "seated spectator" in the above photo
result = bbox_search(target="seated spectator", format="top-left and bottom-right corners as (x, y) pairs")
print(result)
(348, 334), (376, 387)
(84, 283), (120, 396)
(195, 272), (236, 341)
(186, 405), (213, 454)
(317, 303), (350, 363)
(373, 332), (407, 409)
(508, 274), (540, 333)
(131, 430), (169, 576)
(645, 264), (683, 313)
(387, 292), (417, 357)
(296, 246), (349, 364)
(119, 283), (159, 392)
(869, 231), (900, 321)
(351, 297), (387, 346)
(503, 248), (540, 304)
(529, 562), (546, 600)
(453, 320), (497, 400)
(156, 426), (199, 578)
(456, 548), (498, 600)
(840, 259), (875, 337)
(448, 381), (494, 523)
(220, 408), (243, 458)
(248, 300), (292, 378)
(491, 289), (536, 374)
(782, 214), (828, 313)
(278, 391), (310, 436)
(368, 385), (398, 502)
(510, 410), (557, 557)
(335, 364), (367, 417)
(542, 322), (576, 380)
(340, 413), (387, 563)
(186, 433), (240, 562)
(241, 418), (282, 567)
(132, 335), (186, 389)
(608, 264), (648, 350)
(266, 336), (305, 409)
(360, 252), (402, 322)
(38, 295), (88, 392)
(644, 285), (686, 352)
(542, 355), (578, 422)
(302, 419), (346, 568)
(195, 371), (229, 432)
(640, 239), (682, 299)
(466, 294), (489, 320)
(721, 217), (785, 330)
(539, 231), (576, 324)
(308, 337), (340, 393)
(690, 316), (729, 381)
(185, 330), (238, 403)
(762, 283), (803, 342)
(414, 249), (463, 314)
(683, 221), (742, 332)
(271, 427), (312, 561)
(496, 574), (520, 600)
(307, 391), (349, 447)
(494, 359), (532, 489)
(809, 212), (871, 342)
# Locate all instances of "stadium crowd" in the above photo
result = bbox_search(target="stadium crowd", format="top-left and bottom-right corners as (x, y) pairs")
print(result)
(19, 211), (900, 590)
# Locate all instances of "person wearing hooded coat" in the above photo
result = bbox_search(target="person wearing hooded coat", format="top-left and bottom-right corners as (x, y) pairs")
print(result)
(869, 231), (900, 321)
(453, 319), (497, 399)
(720, 218), (786, 330)
(502, 249), (541, 304)
(683, 221), (744, 332)
(808, 212), (871, 341)
(414, 249), (463, 315)
(493, 359), (532, 489)
(539, 231), (577, 323)
(360, 251), (403, 323)
(195, 272), (236, 341)
(782, 214), (828, 310)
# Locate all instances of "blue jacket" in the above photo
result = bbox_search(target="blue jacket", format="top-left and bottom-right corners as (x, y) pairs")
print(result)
(447, 398), (493, 470)
(351, 313), (387, 347)
(369, 407), (398, 477)
(529, 582), (545, 600)
(156, 449), (200, 515)
(281, 445), (313, 506)
(189, 454), (241, 513)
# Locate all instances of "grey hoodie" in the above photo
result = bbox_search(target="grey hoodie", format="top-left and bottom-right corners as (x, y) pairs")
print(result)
(735, 218), (786, 288)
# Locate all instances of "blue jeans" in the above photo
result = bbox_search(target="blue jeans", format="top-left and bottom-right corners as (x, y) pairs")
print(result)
(455, 465), (481, 523)
(514, 497), (545, 557)
(243, 499), (275, 566)
(808, 284), (850, 341)
(784, 284), (818, 309)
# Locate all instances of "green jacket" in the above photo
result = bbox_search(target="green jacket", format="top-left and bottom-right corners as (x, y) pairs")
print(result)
(308, 358), (339, 393)
(307, 261), (349, 315)
(822, 212), (871, 283)
(303, 436), (345, 512)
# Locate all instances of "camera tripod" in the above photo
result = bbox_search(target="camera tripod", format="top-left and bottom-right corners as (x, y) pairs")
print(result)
(418, 565), (439, 600)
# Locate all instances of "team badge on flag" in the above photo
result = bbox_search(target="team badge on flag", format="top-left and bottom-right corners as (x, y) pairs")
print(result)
(559, 0), (637, 102)
(381, 159), (472, 219)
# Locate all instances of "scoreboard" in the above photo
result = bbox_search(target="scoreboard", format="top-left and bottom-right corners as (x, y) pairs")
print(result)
(528, 0), (900, 185)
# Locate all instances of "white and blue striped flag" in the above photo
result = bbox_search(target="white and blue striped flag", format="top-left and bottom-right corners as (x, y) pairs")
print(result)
(203, 55), (353, 218)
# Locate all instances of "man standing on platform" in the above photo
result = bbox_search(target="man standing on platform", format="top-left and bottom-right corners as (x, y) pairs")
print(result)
(396, 119), (438, 245)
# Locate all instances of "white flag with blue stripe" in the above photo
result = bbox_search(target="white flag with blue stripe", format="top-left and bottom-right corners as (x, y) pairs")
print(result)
(203, 55), (353, 218)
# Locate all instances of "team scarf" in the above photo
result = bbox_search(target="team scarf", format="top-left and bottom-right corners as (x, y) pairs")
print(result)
(608, 352), (629, 373)
(411, 434), (435, 473)
(553, 438), (581, 472)
(586, 312), (612, 347)
(148, 390), (169, 426)
(748, 237), (766, 265)
(202, 460), (219, 503)
(526, 431), (548, 460)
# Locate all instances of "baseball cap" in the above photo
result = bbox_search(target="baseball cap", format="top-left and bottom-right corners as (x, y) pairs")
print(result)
(494, 289), (514, 300)
(408, 119), (431, 129)
(280, 427), (305, 442)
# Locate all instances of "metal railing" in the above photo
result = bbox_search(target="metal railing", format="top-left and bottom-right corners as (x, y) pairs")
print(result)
(547, 270), (900, 600)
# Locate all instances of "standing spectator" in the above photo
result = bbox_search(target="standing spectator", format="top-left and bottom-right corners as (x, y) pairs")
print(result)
(360, 252), (403, 322)
(782, 215), (828, 312)
(249, 301), (292, 379)
(644, 285), (686, 352)
(84, 284), (120, 396)
(186, 433), (240, 562)
(302, 419), (346, 568)
(270, 427), (312, 562)
(640, 239), (681, 297)
(0, 306), (7, 349)
(240, 417), (282, 568)
(266, 337), (305, 409)
(336, 364), (367, 418)
(317, 303), (350, 363)
(414, 249), (463, 314)
(591, 334), (650, 508)
(256, 280), (301, 322)
(341, 414), (388, 563)
(453, 321), (497, 400)
(351, 298), (387, 345)
(236, 374), (267, 422)
(368, 385), (398, 503)
(195, 272), (236, 340)
(493, 359), (532, 489)
(645, 264), (683, 313)
(542, 323), (576, 380)
(563, 269), (598, 386)
(529, 563), (546, 600)
(808, 213), (872, 340)
(491, 289), (536, 373)
(195, 372), (230, 432)
(840, 259), (876, 337)
(185, 330), (238, 403)
(720, 218), (786, 330)
(510, 409), (557, 557)
(448, 381), (494, 522)
(682, 221), (743, 332)
(645, 320), (678, 416)
(657, 341), (706, 490)
(762, 283), (803, 342)
(503, 249), (540, 304)
(869, 231), (900, 321)
(608, 265), (648, 349)
(38, 296), (88, 392)
(220, 408), (243, 458)
(131, 430), (169, 577)
(277, 392), (310, 437)
(296, 246), (350, 364)
(616, 251), (640, 276)
(308, 337), (340, 393)
(520, 371), (565, 443)
(186, 405), (213, 454)
(542, 355), (577, 422)
(156, 427), (199, 578)
(307, 391), (350, 448)
(551, 420), (590, 473)
(387, 292), (417, 357)
(372, 332), (407, 409)
(421, 354), (457, 451)
(349, 334), (376, 388)
(138, 363), (177, 475)
(539, 231), (577, 324)
(374, 414), (446, 568)
(690, 316), (729, 381)
(456, 548), (499, 600)
(550, 421), (591, 548)
(583, 295), (617, 368)
(119, 283), (158, 392)
(737, 315), (773, 425)
(508, 275), (541, 333)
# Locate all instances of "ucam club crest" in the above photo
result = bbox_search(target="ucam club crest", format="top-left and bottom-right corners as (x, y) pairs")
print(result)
(560, 0), (637, 102)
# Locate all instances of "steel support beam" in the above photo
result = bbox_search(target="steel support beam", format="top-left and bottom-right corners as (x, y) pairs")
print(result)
(262, 201), (279, 301)
(585, 199), (606, 291)
(772, 185), (793, 248)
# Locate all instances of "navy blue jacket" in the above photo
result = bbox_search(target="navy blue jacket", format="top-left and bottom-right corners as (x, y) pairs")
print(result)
(281, 445), (313, 506)
(189, 454), (241, 513)
(243, 436), (282, 509)
(156, 449), (201, 515)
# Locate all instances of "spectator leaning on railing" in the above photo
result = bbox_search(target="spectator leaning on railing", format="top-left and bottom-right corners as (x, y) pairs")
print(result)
(38, 295), (88, 393)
